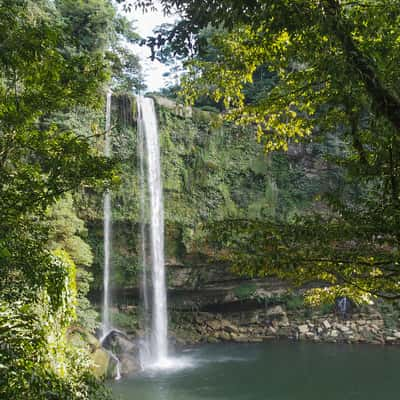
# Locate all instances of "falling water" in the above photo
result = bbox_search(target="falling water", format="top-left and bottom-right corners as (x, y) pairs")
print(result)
(137, 95), (168, 367)
(101, 91), (122, 380)
(137, 98), (150, 365)
(102, 90), (112, 339)
(137, 100), (150, 318)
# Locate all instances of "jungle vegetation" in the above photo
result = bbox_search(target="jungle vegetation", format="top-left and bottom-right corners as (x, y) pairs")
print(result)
(0, 0), (142, 398)
(2, 0), (400, 398)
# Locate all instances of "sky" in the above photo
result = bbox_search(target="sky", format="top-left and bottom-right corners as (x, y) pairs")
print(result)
(121, 3), (178, 92)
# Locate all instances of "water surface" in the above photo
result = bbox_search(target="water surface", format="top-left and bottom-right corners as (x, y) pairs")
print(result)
(111, 341), (400, 400)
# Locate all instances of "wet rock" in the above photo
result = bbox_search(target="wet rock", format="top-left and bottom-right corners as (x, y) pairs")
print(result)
(121, 357), (140, 375)
(247, 337), (263, 343)
(102, 330), (140, 376)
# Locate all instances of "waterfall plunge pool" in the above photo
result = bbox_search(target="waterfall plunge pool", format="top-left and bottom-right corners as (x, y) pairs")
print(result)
(111, 341), (400, 400)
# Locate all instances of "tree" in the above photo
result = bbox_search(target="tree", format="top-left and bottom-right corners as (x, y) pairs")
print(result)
(0, 0), (139, 397)
(123, 0), (400, 302)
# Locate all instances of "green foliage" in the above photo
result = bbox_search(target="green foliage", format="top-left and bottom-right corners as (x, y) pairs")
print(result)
(47, 195), (94, 267)
(0, 0), (142, 397)
(377, 300), (400, 330)
(130, 0), (400, 303)
(284, 295), (305, 312)
(0, 251), (111, 400)
(233, 283), (257, 300)
(110, 308), (138, 332)
(47, 195), (99, 332)
(208, 216), (400, 304)
(82, 98), (346, 290)
(0, 0), (117, 222)
(318, 302), (335, 316)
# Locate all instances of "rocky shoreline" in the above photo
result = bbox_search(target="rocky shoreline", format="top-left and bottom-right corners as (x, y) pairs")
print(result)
(171, 304), (400, 346)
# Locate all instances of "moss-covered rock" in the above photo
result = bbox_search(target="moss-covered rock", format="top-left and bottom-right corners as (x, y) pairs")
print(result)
(67, 327), (114, 379)
(91, 347), (111, 379)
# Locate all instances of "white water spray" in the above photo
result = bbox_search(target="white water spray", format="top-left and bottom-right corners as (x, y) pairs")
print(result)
(137, 96), (168, 367)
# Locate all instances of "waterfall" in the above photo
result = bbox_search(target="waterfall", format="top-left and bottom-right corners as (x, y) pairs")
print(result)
(137, 97), (150, 362)
(102, 90), (112, 339)
(137, 95), (168, 367)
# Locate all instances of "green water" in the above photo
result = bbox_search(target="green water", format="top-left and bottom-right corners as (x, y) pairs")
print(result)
(111, 341), (400, 400)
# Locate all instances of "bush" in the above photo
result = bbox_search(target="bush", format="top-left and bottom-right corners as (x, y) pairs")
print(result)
(285, 295), (305, 311)
(111, 309), (138, 332)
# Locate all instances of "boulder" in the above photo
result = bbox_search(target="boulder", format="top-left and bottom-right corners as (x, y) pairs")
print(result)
(268, 326), (277, 335)
(305, 332), (315, 339)
(221, 320), (239, 333)
(231, 333), (249, 342)
(298, 324), (309, 334)
(279, 315), (290, 327)
(102, 330), (140, 376)
(322, 320), (331, 330)
(67, 327), (114, 379)
(207, 320), (222, 331)
(336, 324), (350, 333)
(120, 357), (140, 375)
(217, 331), (231, 341)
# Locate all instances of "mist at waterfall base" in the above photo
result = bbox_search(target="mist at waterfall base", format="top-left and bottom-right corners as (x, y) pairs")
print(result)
(111, 341), (400, 400)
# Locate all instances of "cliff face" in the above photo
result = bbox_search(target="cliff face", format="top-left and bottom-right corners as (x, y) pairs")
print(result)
(78, 93), (343, 293)
(79, 94), (400, 347)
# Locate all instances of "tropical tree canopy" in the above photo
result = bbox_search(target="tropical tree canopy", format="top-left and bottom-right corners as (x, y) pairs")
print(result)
(121, 0), (400, 302)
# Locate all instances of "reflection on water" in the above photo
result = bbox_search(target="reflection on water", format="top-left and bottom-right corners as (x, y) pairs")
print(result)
(111, 341), (400, 400)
